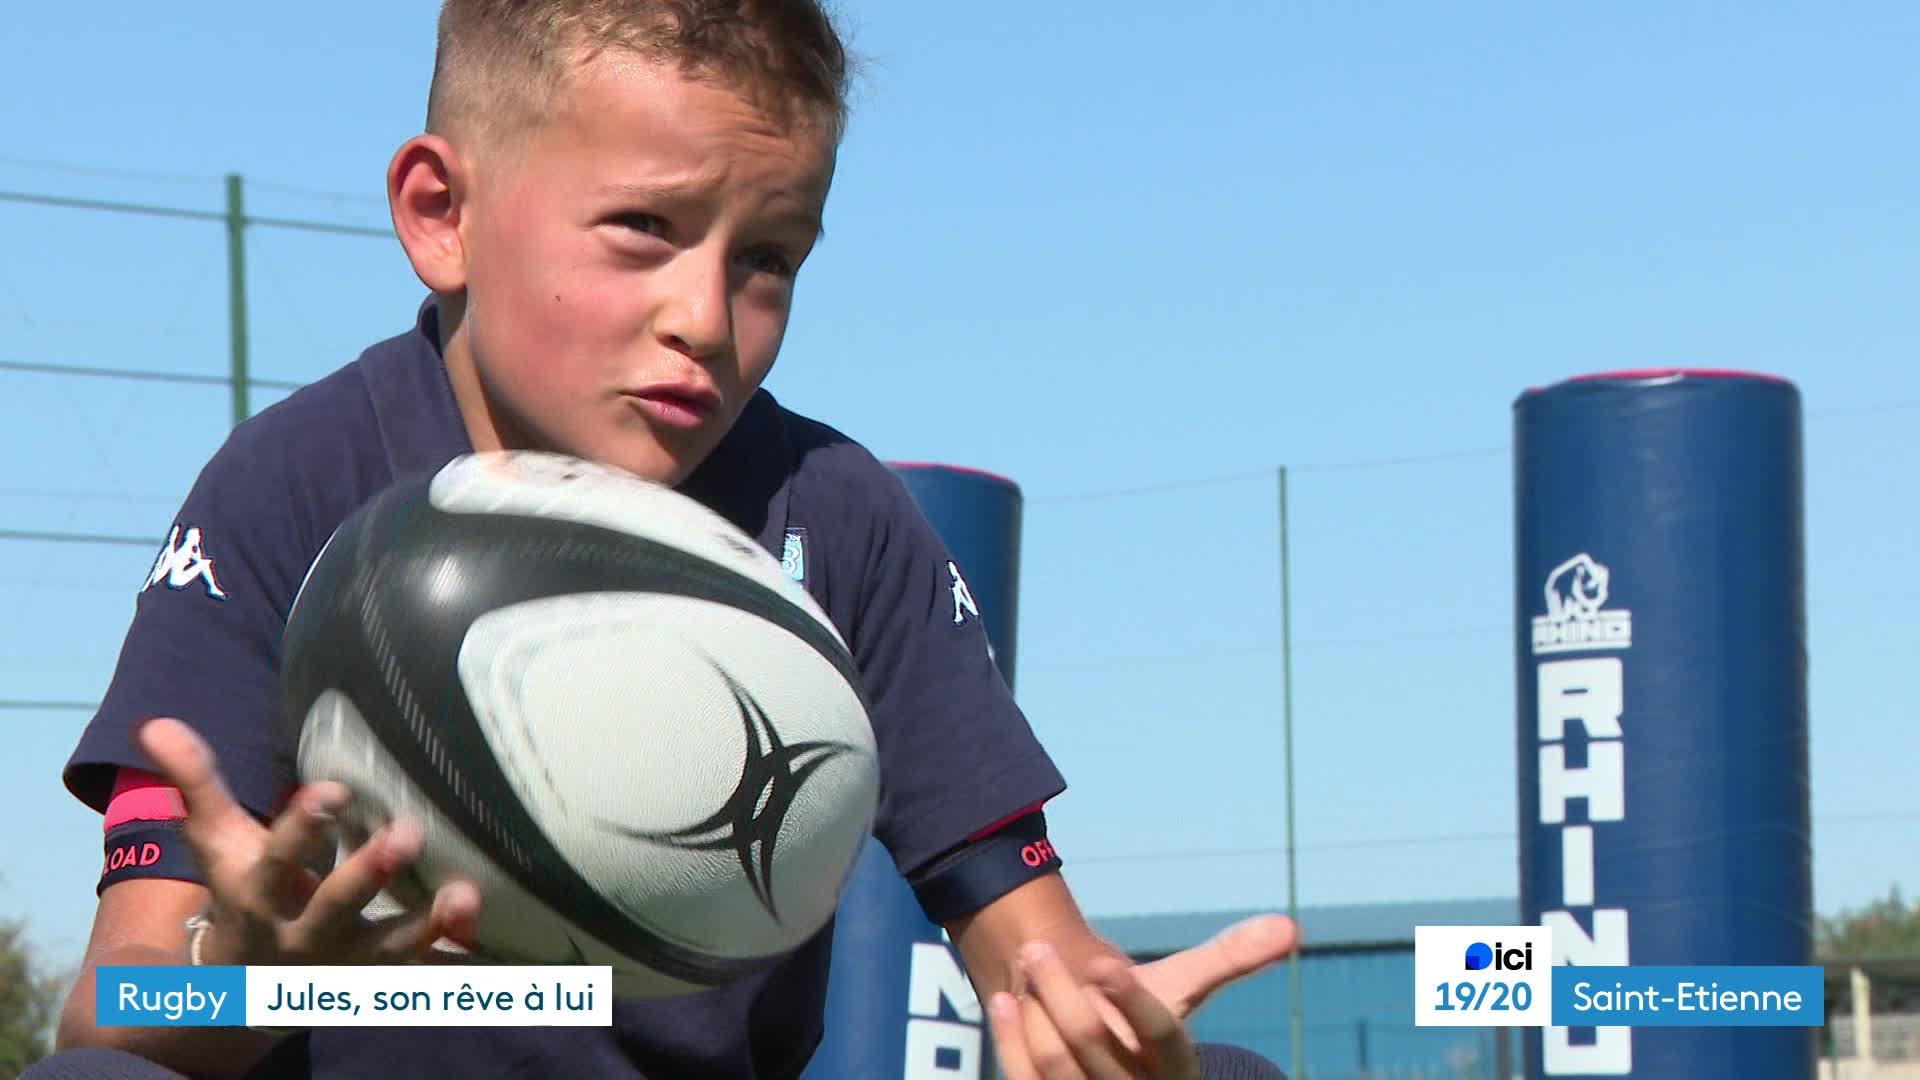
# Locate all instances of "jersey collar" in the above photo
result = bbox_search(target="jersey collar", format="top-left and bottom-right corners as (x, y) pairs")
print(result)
(363, 296), (473, 482)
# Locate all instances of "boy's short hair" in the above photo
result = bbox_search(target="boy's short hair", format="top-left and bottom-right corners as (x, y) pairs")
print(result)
(427, 0), (851, 152)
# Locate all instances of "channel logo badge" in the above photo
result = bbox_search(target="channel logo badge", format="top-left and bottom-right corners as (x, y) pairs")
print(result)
(1415, 925), (1554, 1028)
(1465, 940), (1532, 972)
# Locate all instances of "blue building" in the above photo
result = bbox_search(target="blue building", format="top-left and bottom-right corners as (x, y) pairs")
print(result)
(1094, 898), (1518, 1080)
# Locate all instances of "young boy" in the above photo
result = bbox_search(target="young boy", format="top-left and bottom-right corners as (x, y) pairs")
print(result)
(43, 2), (1293, 1078)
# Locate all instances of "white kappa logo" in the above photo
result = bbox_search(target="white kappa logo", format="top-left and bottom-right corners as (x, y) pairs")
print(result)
(1532, 552), (1630, 654)
(145, 525), (228, 600)
(948, 561), (979, 626)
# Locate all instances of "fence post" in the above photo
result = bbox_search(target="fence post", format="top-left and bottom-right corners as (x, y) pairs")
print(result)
(225, 173), (249, 427)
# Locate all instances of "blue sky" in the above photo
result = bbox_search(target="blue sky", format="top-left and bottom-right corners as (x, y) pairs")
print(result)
(2, 3), (1917, 967)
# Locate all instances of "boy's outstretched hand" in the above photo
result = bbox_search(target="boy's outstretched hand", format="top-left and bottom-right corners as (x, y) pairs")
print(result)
(986, 915), (1296, 1080)
(134, 716), (482, 967)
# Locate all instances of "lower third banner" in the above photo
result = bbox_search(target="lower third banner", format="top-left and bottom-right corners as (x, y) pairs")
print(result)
(95, 965), (614, 1027)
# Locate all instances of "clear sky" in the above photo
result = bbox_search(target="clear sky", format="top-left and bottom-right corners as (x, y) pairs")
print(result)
(3, 3), (1916, 967)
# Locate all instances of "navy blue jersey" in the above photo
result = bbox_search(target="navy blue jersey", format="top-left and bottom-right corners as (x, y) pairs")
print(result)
(65, 300), (1065, 1080)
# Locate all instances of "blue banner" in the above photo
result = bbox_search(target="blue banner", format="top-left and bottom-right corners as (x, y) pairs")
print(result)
(92, 965), (615, 1027)
(1551, 967), (1823, 1027)
(96, 966), (247, 1027)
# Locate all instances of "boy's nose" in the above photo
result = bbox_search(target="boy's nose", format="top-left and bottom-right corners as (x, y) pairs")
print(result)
(653, 253), (733, 363)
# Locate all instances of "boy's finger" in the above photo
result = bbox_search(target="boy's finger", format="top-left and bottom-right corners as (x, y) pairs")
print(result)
(432, 879), (484, 951)
(1019, 943), (1129, 1080)
(1082, 985), (1141, 1055)
(987, 992), (1042, 1080)
(298, 820), (422, 942)
(1140, 915), (1297, 1015)
(381, 879), (483, 961)
(135, 717), (259, 859)
(1091, 960), (1195, 1079)
(252, 782), (350, 918)
(1016, 993), (1081, 1079)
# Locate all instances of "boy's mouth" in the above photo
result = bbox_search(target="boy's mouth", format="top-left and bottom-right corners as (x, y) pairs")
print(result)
(622, 383), (721, 429)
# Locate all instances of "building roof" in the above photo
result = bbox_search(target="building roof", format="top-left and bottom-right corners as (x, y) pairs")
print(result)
(1093, 897), (1517, 957)
(1824, 954), (1920, 992)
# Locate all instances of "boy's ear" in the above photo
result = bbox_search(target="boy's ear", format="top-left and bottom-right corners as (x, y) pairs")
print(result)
(388, 135), (469, 293)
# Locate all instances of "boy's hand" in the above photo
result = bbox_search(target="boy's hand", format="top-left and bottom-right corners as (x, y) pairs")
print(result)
(986, 915), (1295, 1079)
(989, 945), (1201, 1079)
(136, 717), (482, 966)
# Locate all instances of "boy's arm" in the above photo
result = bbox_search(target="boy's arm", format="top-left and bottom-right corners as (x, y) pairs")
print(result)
(822, 455), (1295, 1069)
(946, 876), (1295, 1079)
(945, 874), (1133, 1005)
(56, 719), (483, 1078)
(56, 878), (281, 1079)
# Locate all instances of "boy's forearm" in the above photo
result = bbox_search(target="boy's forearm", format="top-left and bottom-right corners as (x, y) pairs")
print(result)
(947, 874), (1128, 1003)
(57, 946), (282, 1080)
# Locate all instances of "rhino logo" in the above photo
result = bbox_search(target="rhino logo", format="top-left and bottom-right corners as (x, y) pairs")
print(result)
(1545, 554), (1608, 621)
(1532, 552), (1632, 655)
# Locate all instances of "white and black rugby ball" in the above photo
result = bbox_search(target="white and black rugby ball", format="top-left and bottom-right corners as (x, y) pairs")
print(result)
(279, 451), (879, 997)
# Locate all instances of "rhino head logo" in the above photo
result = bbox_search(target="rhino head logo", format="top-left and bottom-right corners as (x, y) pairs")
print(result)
(1545, 553), (1609, 621)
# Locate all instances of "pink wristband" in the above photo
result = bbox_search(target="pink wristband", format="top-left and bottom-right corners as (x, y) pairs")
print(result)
(104, 767), (187, 832)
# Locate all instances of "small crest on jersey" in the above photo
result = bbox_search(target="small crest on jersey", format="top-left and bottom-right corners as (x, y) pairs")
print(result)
(781, 528), (807, 583)
(144, 524), (227, 600)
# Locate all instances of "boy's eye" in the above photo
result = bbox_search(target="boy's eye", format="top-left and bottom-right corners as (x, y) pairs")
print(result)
(609, 212), (667, 237)
(736, 247), (797, 280)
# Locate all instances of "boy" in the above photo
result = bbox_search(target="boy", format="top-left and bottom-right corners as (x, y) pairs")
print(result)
(44, 2), (1294, 1078)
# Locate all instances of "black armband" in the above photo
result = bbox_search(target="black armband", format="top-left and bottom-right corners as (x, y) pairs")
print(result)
(907, 810), (1062, 924)
(98, 820), (204, 895)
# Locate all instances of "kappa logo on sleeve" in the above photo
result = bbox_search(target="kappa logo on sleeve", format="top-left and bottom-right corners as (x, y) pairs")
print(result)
(947, 561), (979, 626)
(144, 525), (228, 600)
(947, 561), (997, 663)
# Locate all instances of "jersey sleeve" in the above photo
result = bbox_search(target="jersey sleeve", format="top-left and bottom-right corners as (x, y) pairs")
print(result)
(845, 466), (1067, 877)
(64, 422), (319, 821)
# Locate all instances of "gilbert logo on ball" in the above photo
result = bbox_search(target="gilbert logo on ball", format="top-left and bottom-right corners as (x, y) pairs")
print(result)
(613, 669), (860, 922)
(280, 452), (880, 998)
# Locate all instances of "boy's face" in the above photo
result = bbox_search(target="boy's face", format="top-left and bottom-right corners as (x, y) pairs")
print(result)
(447, 54), (834, 485)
